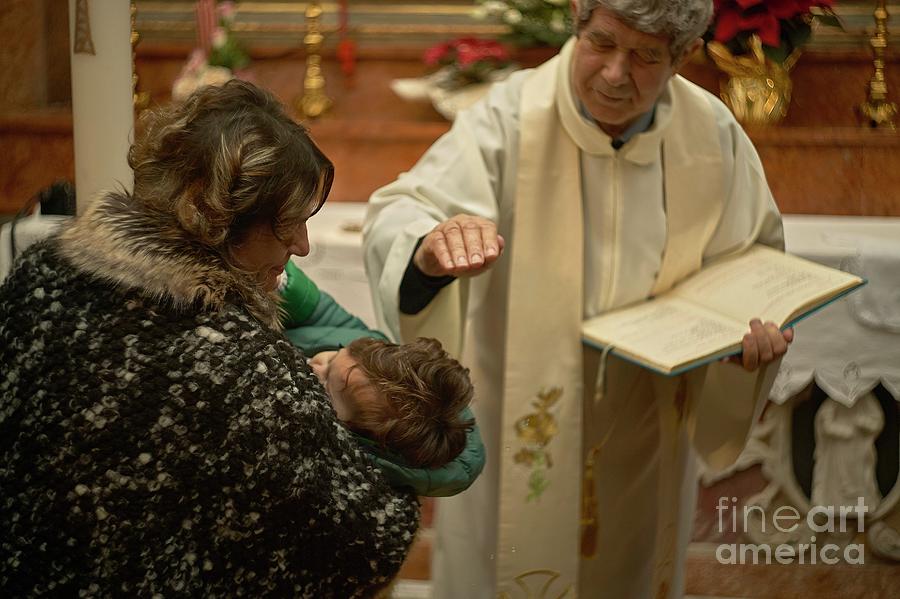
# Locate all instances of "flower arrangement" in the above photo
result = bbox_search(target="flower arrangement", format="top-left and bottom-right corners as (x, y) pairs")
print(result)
(472, 0), (573, 48)
(172, 1), (250, 102)
(424, 38), (512, 89)
(206, 1), (249, 72)
(705, 1), (841, 125)
(707, 0), (840, 65)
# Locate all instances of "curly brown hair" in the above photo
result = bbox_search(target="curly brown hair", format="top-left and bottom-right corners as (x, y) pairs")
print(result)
(345, 337), (475, 469)
(128, 80), (333, 262)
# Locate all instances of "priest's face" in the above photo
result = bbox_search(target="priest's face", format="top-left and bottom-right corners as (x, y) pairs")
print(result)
(572, 6), (692, 138)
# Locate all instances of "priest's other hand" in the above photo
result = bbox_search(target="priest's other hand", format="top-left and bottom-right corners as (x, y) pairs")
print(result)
(728, 318), (794, 372)
(414, 215), (505, 277)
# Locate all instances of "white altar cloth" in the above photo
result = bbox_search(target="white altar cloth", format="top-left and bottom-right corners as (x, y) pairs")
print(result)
(771, 215), (900, 406)
(295, 201), (376, 328)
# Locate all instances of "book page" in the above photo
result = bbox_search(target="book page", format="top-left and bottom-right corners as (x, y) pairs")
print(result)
(671, 245), (862, 327)
(582, 297), (747, 372)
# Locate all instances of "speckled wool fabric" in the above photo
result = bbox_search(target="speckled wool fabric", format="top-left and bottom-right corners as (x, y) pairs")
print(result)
(0, 195), (419, 597)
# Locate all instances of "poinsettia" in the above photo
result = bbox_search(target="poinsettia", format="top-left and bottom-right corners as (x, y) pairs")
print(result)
(708, 0), (840, 64)
(424, 38), (511, 88)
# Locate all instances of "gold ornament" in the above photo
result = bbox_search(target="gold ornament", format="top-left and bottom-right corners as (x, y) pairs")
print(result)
(707, 35), (799, 126)
(297, 2), (332, 118)
(858, 0), (897, 129)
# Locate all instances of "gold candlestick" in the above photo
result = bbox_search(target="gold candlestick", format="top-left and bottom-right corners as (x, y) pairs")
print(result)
(858, 0), (897, 129)
(297, 1), (332, 118)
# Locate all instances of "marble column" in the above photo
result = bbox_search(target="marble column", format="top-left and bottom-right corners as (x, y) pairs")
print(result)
(68, 0), (133, 214)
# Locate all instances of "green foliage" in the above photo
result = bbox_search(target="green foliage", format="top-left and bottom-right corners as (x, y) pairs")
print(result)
(208, 36), (250, 71)
(474, 0), (573, 48)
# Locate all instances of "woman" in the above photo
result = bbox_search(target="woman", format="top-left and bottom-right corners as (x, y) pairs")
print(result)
(0, 81), (418, 597)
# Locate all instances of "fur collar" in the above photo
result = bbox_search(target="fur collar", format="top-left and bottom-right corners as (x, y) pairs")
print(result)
(57, 193), (283, 330)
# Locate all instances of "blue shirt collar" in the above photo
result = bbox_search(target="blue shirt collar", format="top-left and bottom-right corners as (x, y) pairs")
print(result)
(578, 101), (657, 149)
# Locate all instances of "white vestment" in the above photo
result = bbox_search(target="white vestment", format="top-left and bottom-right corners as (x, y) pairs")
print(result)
(364, 40), (783, 599)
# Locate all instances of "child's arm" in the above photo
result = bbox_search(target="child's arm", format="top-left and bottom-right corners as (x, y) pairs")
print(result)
(351, 407), (486, 497)
(278, 260), (322, 327)
(280, 260), (388, 354)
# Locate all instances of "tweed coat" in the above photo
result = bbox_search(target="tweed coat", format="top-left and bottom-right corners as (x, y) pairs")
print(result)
(0, 193), (419, 597)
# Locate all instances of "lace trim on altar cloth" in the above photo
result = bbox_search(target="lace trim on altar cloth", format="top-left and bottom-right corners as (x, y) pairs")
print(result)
(769, 238), (900, 407)
(769, 369), (900, 407)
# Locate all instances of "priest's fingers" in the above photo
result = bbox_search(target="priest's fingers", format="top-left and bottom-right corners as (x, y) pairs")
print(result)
(484, 234), (506, 267)
(782, 327), (795, 344)
(741, 319), (788, 371)
(740, 331), (759, 371)
(766, 321), (790, 359)
(751, 319), (775, 365)
(452, 215), (501, 270)
(418, 215), (503, 277)
(460, 218), (486, 267)
(414, 231), (456, 276)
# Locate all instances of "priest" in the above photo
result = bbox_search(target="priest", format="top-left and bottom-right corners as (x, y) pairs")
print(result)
(363, 1), (792, 597)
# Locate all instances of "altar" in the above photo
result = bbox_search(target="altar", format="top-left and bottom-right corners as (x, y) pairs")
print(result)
(690, 215), (900, 597)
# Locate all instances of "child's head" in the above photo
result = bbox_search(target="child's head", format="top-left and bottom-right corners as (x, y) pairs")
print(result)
(311, 337), (474, 469)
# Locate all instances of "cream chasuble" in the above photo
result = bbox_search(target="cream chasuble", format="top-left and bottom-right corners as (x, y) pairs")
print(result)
(365, 37), (784, 599)
(495, 39), (727, 596)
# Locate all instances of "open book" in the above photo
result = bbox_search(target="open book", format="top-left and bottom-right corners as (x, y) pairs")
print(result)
(582, 245), (865, 376)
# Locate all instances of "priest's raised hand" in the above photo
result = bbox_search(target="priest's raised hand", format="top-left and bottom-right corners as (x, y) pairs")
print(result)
(413, 214), (505, 278)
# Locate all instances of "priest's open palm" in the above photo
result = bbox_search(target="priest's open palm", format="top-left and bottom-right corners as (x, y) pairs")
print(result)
(414, 214), (505, 278)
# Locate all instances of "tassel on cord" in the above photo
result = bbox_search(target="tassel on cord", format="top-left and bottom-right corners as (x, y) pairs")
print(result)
(580, 344), (615, 558)
(580, 444), (600, 557)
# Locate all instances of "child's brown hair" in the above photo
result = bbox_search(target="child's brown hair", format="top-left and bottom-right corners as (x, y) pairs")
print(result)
(345, 337), (475, 469)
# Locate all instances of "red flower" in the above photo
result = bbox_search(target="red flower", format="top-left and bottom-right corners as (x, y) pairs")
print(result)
(423, 41), (452, 67)
(712, 0), (834, 47)
(423, 37), (510, 70)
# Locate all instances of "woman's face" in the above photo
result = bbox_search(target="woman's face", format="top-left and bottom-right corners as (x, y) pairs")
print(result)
(233, 219), (311, 291)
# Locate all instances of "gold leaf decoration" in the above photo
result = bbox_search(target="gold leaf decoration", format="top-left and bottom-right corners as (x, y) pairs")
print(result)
(514, 387), (563, 501)
(497, 569), (573, 599)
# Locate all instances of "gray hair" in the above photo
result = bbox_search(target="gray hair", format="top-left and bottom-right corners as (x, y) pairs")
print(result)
(575, 0), (713, 59)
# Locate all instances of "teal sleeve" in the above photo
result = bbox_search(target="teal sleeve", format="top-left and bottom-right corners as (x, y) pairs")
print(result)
(283, 290), (388, 356)
(279, 261), (321, 328)
(351, 407), (486, 497)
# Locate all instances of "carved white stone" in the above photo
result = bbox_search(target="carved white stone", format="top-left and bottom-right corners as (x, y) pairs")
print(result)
(700, 391), (900, 562)
(812, 395), (883, 514)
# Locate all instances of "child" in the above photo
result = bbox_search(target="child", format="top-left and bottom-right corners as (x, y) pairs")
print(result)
(279, 260), (483, 495)
(309, 336), (474, 469)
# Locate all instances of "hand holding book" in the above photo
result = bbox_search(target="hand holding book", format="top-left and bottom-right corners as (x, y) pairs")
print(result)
(582, 245), (865, 376)
(725, 317), (794, 372)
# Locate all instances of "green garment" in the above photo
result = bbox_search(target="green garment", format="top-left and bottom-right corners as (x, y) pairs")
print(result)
(279, 261), (485, 497)
(351, 406), (484, 497)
